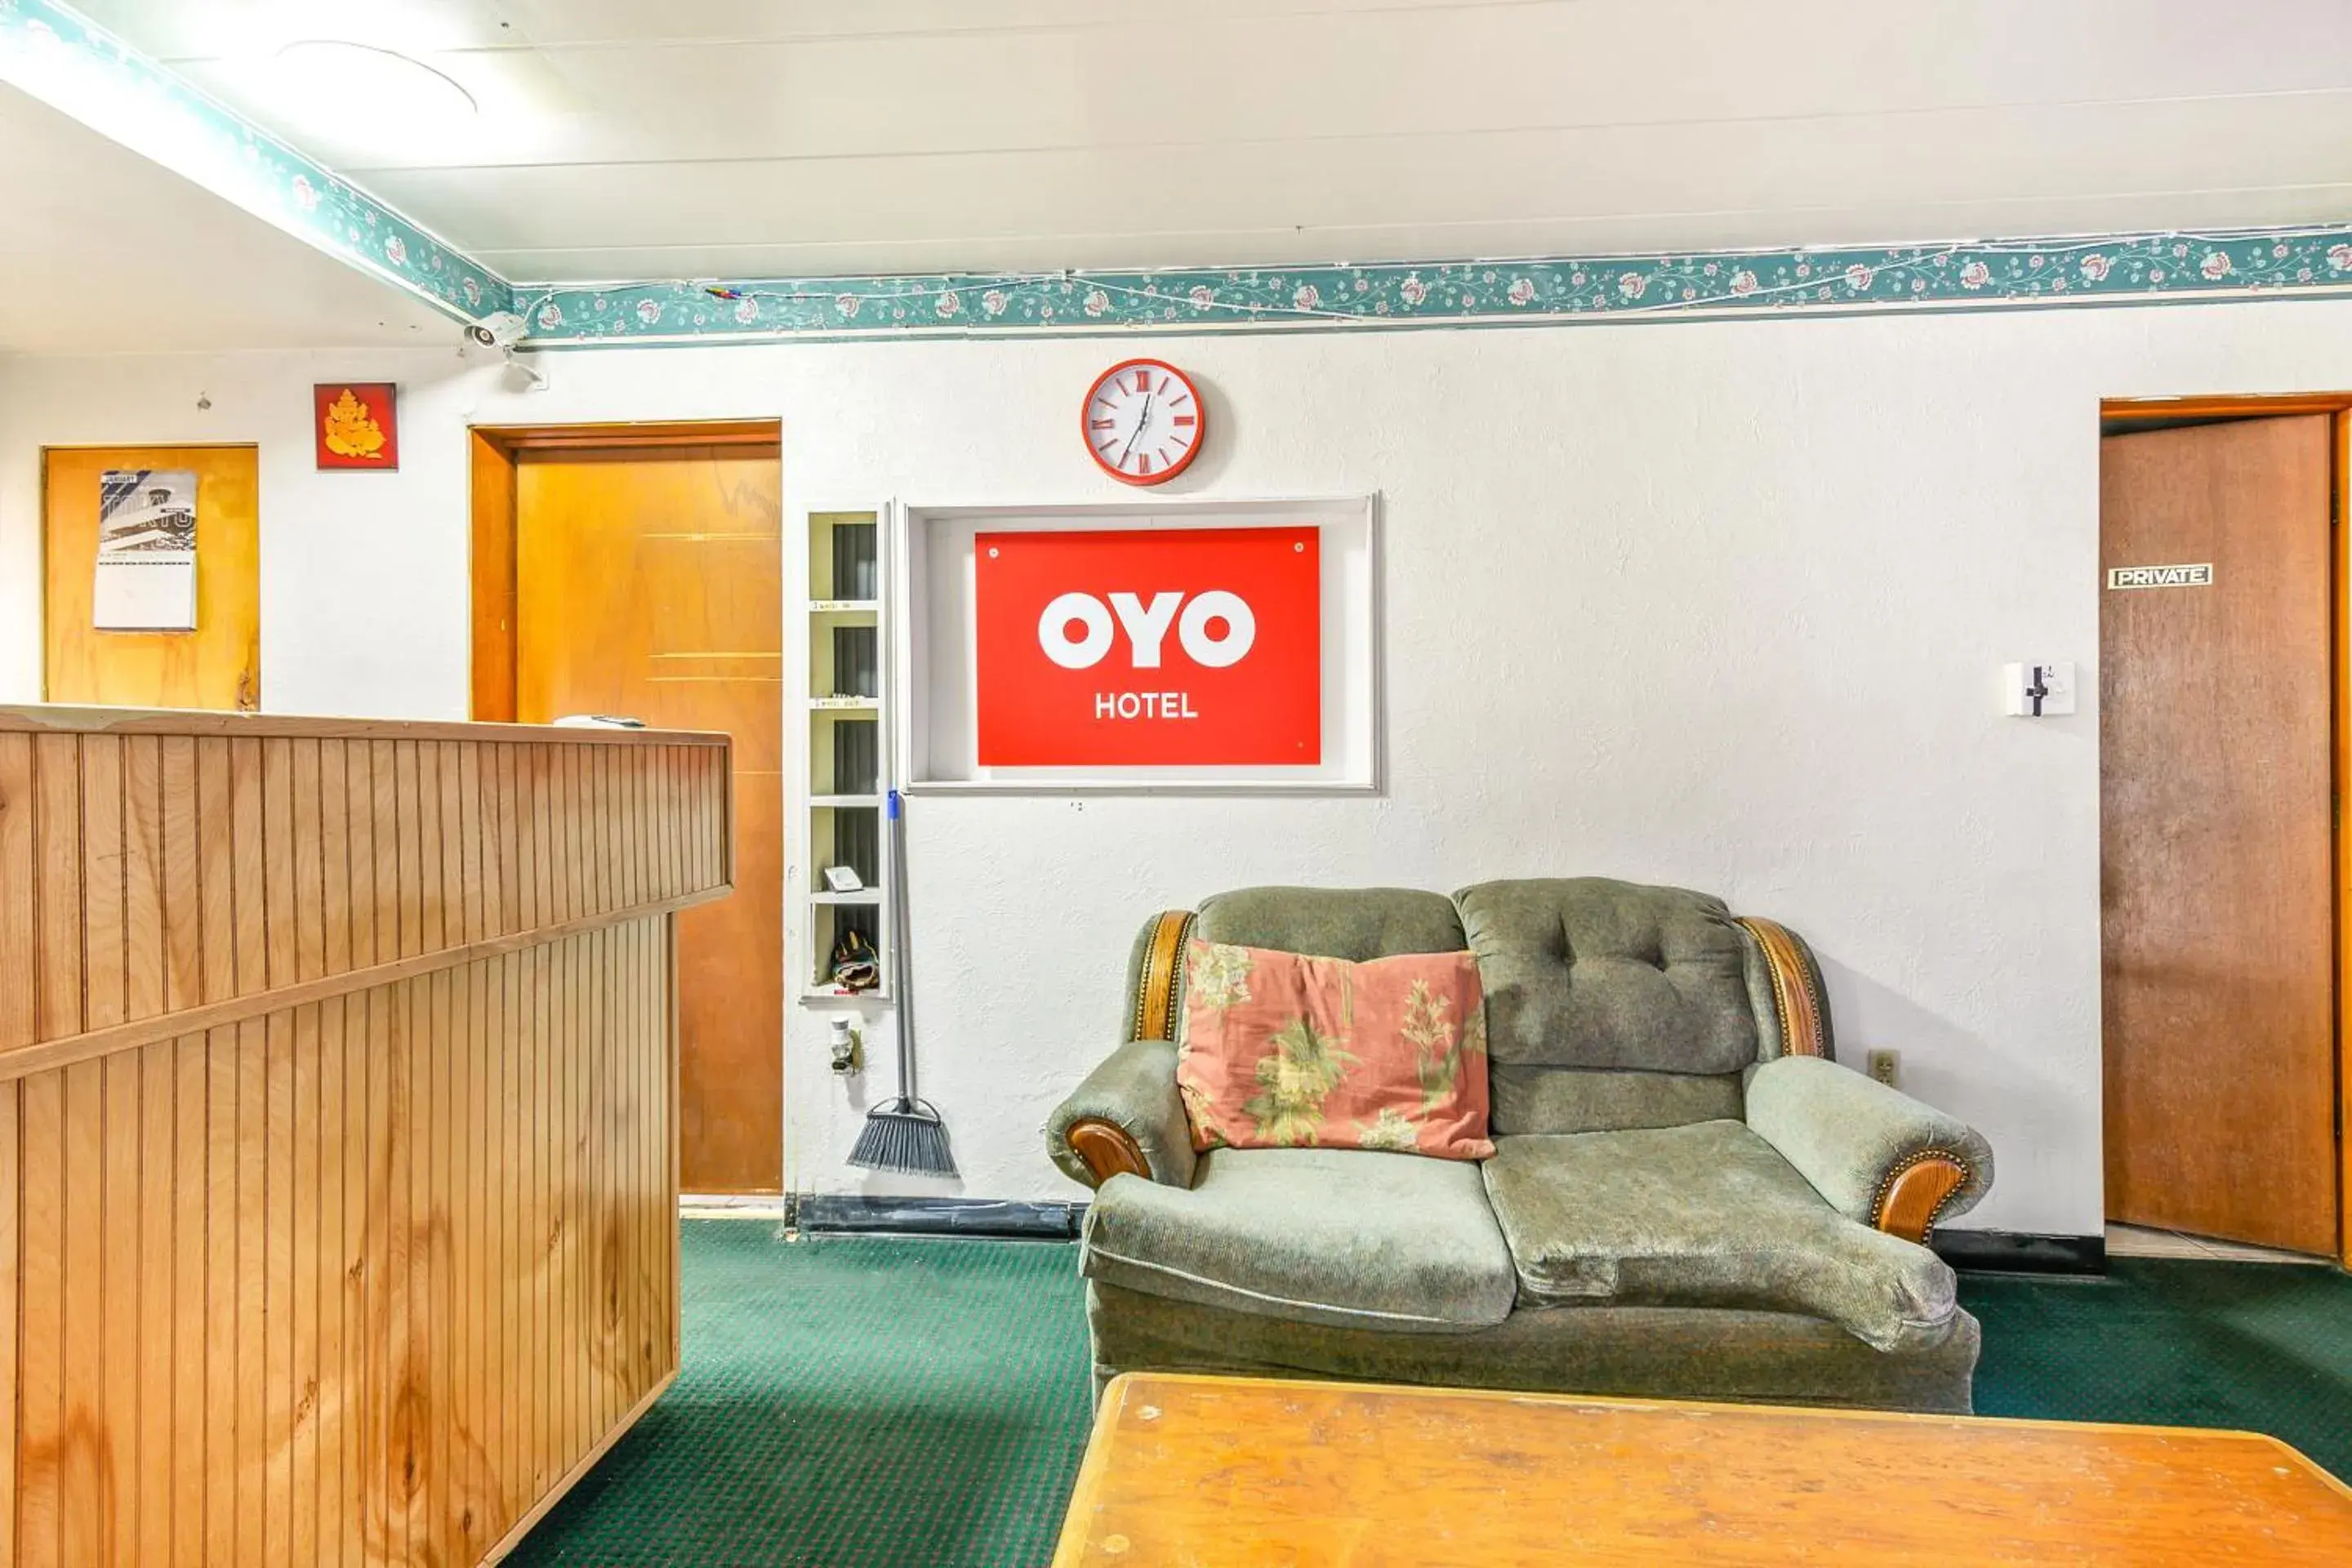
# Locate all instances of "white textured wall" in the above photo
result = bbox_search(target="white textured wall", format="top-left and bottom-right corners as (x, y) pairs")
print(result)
(6, 301), (2350, 1234)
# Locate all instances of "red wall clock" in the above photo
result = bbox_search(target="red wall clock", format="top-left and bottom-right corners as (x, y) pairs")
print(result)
(1082, 359), (1204, 485)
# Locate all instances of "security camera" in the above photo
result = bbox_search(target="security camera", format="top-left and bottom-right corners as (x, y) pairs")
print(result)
(465, 311), (527, 349)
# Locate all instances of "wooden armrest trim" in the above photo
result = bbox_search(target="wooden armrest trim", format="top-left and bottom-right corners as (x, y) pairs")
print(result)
(1129, 909), (1197, 1044)
(1871, 1152), (1971, 1243)
(1736, 915), (1828, 1058)
(1067, 1117), (1152, 1187)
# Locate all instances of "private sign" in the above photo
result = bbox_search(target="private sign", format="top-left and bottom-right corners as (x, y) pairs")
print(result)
(2105, 563), (2214, 590)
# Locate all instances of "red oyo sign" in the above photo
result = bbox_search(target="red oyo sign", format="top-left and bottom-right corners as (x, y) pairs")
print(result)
(974, 526), (1321, 766)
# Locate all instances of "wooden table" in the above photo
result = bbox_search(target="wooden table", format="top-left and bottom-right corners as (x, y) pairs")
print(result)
(1052, 1373), (2352, 1566)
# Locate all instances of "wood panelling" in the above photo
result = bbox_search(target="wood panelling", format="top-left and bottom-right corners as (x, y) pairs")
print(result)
(0, 714), (730, 1075)
(0, 706), (728, 1567)
(42, 446), (262, 712)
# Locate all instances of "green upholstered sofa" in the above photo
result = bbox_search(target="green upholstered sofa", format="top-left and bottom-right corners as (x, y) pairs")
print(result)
(1045, 880), (1995, 1414)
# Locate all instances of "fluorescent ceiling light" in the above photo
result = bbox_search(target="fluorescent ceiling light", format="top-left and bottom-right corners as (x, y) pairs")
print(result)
(270, 40), (477, 149)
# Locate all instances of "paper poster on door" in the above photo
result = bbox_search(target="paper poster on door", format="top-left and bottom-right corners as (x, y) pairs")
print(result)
(92, 468), (197, 630)
(975, 527), (1321, 765)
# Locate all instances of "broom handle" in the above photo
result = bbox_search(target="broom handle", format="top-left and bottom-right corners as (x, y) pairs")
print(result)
(888, 789), (916, 1103)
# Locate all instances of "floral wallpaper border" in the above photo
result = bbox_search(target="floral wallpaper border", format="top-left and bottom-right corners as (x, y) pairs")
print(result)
(16, 0), (2352, 350)
(518, 229), (2352, 345)
(0, 0), (510, 323)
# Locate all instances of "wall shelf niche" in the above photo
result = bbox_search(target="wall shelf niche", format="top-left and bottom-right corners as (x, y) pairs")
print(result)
(800, 506), (893, 1002)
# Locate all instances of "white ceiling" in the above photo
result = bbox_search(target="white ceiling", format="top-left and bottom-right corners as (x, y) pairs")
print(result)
(0, 84), (457, 352)
(67, 0), (2352, 284)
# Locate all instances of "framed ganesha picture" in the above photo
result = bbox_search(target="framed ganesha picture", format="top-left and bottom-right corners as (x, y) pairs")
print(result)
(314, 382), (399, 470)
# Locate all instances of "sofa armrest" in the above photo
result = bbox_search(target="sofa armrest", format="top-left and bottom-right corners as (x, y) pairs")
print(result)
(1744, 1054), (1993, 1242)
(1046, 1037), (1197, 1191)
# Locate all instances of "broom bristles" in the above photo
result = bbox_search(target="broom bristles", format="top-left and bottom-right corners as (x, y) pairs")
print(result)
(847, 1098), (958, 1176)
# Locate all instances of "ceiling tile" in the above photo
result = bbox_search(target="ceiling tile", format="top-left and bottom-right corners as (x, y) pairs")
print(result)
(59, 1), (2352, 282)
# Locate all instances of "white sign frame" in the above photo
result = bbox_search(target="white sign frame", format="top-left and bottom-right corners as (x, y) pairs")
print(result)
(895, 495), (1381, 795)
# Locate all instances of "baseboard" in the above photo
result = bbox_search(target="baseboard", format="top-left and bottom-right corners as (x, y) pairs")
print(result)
(787, 1203), (2100, 1270)
(1932, 1227), (2105, 1276)
(794, 1193), (1085, 1240)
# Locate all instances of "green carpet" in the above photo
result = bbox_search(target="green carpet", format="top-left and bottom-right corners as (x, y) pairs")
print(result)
(1967, 1255), (2352, 1472)
(510, 1224), (1093, 1568)
(510, 1225), (2352, 1566)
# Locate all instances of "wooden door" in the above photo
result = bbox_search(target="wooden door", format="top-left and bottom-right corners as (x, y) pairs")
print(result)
(2100, 416), (2336, 1253)
(510, 442), (785, 1193)
(42, 444), (261, 709)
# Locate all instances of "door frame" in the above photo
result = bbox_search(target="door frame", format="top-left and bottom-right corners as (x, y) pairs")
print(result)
(466, 420), (782, 721)
(2100, 394), (2352, 1263)
(468, 416), (786, 1193)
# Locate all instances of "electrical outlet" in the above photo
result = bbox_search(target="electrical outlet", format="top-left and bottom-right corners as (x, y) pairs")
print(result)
(828, 1018), (862, 1076)
(1865, 1049), (1900, 1088)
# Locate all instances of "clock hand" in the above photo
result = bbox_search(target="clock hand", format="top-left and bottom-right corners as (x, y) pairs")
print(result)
(1118, 391), (1155, 463)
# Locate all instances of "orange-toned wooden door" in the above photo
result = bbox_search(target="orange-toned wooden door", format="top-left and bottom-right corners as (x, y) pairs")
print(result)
(2100, 416), (2336, 1254)
(512, 442), (784, 1192)
(42, 444), (261, 709)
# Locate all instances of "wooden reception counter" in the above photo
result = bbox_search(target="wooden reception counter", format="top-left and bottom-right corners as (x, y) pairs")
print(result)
(0, 706), (732, 1568)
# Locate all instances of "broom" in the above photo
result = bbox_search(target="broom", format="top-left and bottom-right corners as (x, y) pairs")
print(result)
(847, 789), (957, 1176)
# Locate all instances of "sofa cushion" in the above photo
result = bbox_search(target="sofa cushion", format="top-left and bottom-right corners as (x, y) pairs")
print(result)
(1196, 887), (1466, 961)
(1087, 1282), (1982, 1415)
(1481, 1123), (1959, 1353)
(1490, 1065), (1744, 1135)
(1456, 879), (1763, 1079)
(1081, 1147), (1517, 1333)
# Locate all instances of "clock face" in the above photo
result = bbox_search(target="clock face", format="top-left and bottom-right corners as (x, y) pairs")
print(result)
(1083, 359), (1205, 485)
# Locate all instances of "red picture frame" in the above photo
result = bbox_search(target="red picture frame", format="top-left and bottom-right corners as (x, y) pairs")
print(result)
(314, 382), (399, 470)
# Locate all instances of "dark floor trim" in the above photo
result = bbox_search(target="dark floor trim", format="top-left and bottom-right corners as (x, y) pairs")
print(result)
(794, 1194), (1085, 1240)
(792, 1203), (2105, 1271)
(1934, 1227), (2105, 1276)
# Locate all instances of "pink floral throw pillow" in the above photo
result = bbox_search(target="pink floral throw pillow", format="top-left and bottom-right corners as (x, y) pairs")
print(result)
(1174, 940), (1493, 1160)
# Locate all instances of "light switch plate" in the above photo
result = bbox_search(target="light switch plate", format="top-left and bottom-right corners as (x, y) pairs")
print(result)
(1865, 1049), (1900, 1088)
(2002, 661), (2077, 716)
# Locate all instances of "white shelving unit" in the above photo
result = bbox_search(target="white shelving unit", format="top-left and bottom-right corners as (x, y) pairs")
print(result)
(800, 506), (893, 1002)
